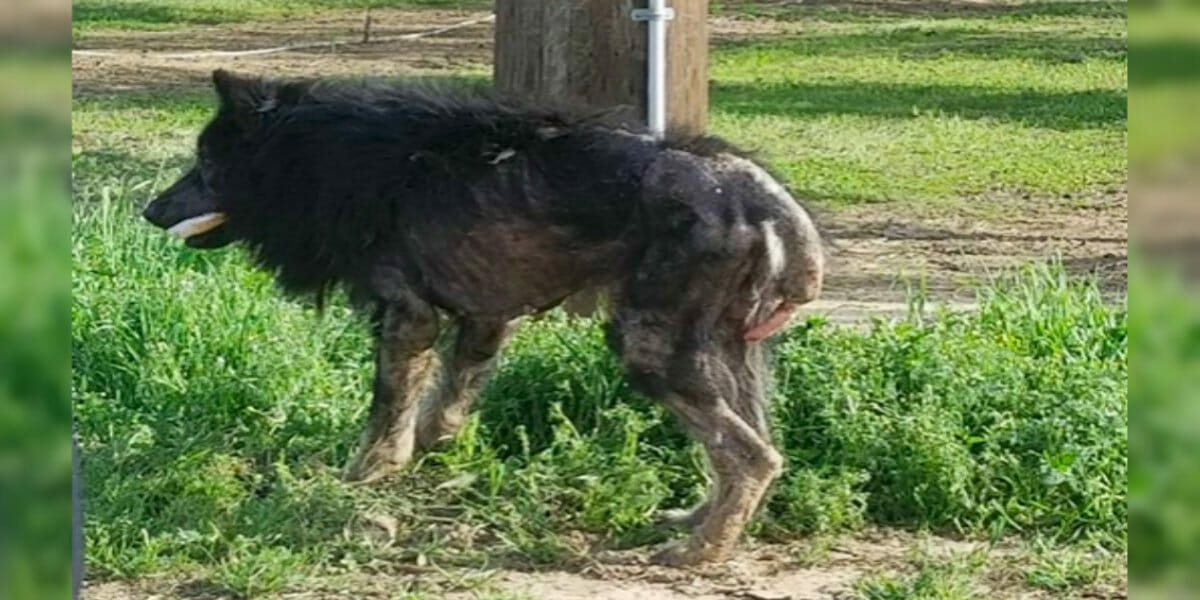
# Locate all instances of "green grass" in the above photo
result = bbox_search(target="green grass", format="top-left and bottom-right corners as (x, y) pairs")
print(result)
(708, 5), (1127, 205)
(845, 537), (1125, 599)
(1128, 260), (1200, 591)
(72, 164), (1126, 596)
(1, 52), (72, 600)
(1021, 541), (1121, 593)
(1125, 5), (1200, 587)
(853, 550), (988, 600)
(1129, 4), (1200, 170)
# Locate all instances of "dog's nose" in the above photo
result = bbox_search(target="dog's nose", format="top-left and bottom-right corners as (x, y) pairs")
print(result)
(142, 202), (162, 224)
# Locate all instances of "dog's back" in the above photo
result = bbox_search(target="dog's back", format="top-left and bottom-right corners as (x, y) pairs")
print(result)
(256, 80), (656, 225)
(212, 79), (662, 315)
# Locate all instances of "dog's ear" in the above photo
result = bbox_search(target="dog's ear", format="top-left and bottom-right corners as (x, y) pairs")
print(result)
(212, 69), (282, 131)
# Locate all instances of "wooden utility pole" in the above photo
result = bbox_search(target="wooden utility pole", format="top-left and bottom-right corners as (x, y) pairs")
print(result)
(495, 0), (709, 136)
(494, 0), (711, 314)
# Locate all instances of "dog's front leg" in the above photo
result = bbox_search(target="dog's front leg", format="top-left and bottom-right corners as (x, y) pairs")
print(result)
(414, 317), (518, 453)
(343, 296), (440, 484)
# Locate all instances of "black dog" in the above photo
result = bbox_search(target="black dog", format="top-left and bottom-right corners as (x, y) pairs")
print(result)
(144, 70), (825, 566)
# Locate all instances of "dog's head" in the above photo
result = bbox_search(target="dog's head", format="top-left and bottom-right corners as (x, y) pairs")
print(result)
(142, 69), (309, 249)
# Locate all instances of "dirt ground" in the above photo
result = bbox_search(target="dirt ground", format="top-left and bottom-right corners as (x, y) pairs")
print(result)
(85, 528), (1118, 600)
(72, 10), (1127, 599)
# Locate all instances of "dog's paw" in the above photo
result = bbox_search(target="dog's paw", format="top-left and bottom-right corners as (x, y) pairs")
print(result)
(342, 462), (391, 485)
(343, 429), (417, 484)
(342, 451), (406, 485)
(650, 539), (717, 568)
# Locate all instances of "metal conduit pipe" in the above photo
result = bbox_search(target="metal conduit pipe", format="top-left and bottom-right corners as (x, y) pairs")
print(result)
(633, 0), (675, 139)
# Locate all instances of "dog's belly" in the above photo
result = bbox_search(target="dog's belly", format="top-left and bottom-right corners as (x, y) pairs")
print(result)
(413, 222), (627, 319)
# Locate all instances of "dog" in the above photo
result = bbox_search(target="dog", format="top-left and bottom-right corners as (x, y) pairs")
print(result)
(143, 70), (825, 566)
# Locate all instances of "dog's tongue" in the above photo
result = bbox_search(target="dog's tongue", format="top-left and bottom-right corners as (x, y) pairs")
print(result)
(744, 302), (796, 342)
(167, 212), (227, 239)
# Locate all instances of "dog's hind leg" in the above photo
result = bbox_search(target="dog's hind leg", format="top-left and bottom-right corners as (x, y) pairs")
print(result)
(655, 382), (782, 567)
(343, 294), (440, 484)
(617, 333), (781, 566)
(657, 343), (773, 532)
(414, 317), (518, 453)
(608, 223), (782, 565)
(727, 343), (773, 440)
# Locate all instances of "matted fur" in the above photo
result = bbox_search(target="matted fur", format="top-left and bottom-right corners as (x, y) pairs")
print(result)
(142, 70), (827, 566)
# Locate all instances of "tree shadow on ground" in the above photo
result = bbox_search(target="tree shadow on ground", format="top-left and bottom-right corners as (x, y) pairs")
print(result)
(712, 79), (1126, 131)
(716, 27), (1126, 64)
(1129, 41), (1200, 86)
(718, 0), (1127, 22)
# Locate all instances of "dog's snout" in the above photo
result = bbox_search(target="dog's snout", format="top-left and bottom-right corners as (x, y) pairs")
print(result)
(142, 201), (163, 225)
(142, 168), (215, 230)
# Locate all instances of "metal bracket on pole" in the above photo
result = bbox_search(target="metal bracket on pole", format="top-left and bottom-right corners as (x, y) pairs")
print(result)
(631, 7), (675, 21)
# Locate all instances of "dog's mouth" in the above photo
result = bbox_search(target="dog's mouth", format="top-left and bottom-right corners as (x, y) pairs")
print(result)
(167, 212), (233, 249)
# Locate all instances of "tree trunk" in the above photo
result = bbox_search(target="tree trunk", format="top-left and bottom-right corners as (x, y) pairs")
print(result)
(494, 0), (710, 316)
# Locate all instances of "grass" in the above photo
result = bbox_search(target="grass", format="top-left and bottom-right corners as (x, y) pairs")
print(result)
(1021, 541), (1121, 593)
(1127, 261), (1200, 592)
(70, 1), (1128, 597)
(1126, 5), (1200, 587)
(707, 5), (1126, 205)
(853, 551), (988, 600)
(1128, 3), (1200, 171)
(72, 169), (1127, 596)
(849, 539), (1124, 599)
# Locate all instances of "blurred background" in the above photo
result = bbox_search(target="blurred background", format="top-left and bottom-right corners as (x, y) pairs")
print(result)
(1129, 1), (1200, 597)
(0, 0), (71, 599)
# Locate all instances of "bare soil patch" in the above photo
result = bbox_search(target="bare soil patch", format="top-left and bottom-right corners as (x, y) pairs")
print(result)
(84, 530), (1089, 600)
(68, 9), (818, 95)
(72, 9), (495, 96)
(817, 188), (1127, 306)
